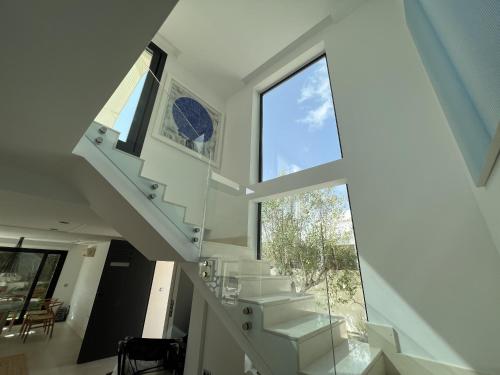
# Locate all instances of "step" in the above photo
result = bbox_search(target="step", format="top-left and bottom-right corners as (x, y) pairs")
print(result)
(238, 293), (317, 328)
(224, 260), (272, 277)
(238, 275), (293, 298)
(239, 293), (314, 306)
(266, 312), (347, 369)
(300, 340), (383, 375)
(263, 295), (316, 328)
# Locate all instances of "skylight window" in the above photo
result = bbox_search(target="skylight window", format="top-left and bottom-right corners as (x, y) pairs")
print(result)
(260, 55), (342, 182)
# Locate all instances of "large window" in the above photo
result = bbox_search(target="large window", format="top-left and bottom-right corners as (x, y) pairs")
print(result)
(259, 55), (342, 182)
(95, 42), (167, 156)
(259, 185), (367, 339)
(258, 56), (366, 339)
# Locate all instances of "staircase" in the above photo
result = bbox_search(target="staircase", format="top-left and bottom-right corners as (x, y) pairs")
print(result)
(73, 122), (385, 374)
(73, 122), (202, 262)
(199, 257), (384, 375)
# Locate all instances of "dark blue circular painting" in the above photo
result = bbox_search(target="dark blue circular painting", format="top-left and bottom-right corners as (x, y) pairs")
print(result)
(172, 97), (213, 142)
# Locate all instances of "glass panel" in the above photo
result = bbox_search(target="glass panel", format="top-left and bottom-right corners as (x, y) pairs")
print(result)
(260, 185), (367, 340)
(261, 56), (342, 182)
(199, 170), (339, 373)
(84, 121), (206, 246)
(0, 251), (43, 326)
(95, 50), (153, 141)
(27, 254), (61, 312)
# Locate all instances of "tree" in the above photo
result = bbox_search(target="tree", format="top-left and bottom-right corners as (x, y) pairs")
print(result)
(261, 187), (362, 307)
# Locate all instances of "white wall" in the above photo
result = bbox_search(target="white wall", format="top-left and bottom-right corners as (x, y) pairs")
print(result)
(202, 308), (245, 375)
(52, 244), (85, 304)
(472, 162), (500, 253)
(67, 241), (110, 339)
(219, 0), (500, 373)
(142, 261), (174, 338)
(139, 35), (227, 227)
(185, 289), (245, 375)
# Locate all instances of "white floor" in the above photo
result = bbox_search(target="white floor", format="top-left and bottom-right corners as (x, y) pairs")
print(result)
(0, 322), (116, 375)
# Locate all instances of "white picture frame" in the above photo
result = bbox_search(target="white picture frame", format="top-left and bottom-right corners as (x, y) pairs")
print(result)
(152, 76), (224, 168)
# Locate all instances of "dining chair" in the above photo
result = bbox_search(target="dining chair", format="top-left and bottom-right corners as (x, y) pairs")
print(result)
(10, 297), (53, 332)
(19, 300), (63, 343)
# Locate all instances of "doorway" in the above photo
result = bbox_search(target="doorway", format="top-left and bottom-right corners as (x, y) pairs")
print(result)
(77, 240), (155, 363)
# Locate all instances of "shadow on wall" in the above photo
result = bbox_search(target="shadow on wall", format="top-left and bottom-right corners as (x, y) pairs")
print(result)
(359, 251), (500, 375)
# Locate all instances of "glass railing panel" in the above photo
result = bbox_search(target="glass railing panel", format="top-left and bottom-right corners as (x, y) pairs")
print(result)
(323, 185), (368, 344)
(199, 172), (352, 373)
(95, 50), (153, 141)
(84, 120), (206, 245)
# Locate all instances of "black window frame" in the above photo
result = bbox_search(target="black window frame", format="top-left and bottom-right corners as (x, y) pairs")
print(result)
(0, 247), (67, 324)
(116, 42), (167, 157)
(257, 53), (342, 259)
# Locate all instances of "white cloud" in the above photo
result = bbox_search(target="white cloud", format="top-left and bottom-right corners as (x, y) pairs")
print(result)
(277, 155), (302, 176)
(297, 65), (335, 131)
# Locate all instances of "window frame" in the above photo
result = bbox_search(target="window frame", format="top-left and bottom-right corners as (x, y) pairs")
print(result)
(257, 53), (342, 258)
(116, 42), (167, 157)
(0, 247), (68, 324)
(258, 53), (343, 184)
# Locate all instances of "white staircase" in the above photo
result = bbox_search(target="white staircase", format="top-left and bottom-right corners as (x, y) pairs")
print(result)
(73, 122), (201, 262)
(202, 258), (384, 375)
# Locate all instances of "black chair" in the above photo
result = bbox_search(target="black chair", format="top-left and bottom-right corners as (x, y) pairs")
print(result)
(116, 336), (187, 375)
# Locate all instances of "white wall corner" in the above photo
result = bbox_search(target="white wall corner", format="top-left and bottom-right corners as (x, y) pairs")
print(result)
(367, 322), (400, 354)
(369, 322), (494, 375)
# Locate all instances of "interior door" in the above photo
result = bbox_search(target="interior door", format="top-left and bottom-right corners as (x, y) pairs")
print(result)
(77, 240), (155, 363)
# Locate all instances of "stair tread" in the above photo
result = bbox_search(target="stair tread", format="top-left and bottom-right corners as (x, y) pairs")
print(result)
(239, 293), (314, 305)
(266, 312), (343, 341)
(236, 275), (291, 281)
(300, 340), (382, 375)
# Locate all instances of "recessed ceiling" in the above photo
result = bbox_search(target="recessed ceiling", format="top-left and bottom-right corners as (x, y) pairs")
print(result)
(159, 0), (337, 98)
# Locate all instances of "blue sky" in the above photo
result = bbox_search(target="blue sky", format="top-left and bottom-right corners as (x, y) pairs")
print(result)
(261, 57), (342, 182)
(115, 74), (147, 142)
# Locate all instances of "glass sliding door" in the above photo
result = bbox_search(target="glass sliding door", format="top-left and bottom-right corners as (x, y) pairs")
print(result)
(0, 252), (44, 323)
(0, 248), (67, 326)
(27, 254), (64, 312)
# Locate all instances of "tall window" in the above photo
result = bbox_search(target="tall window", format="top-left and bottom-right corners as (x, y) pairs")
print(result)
(259, 55), (342, 182)
(258, 55), (367, 339)
(259, 185), (367, 338)
(95, 42), (167, 156)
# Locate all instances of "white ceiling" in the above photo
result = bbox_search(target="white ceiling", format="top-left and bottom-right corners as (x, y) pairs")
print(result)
(0, 0), (177, 172)
(159, 0), (338, 98)
(0, 190), (120, 238)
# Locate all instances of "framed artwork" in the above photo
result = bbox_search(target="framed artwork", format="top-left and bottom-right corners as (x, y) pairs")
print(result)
(156, 77), (224, 167)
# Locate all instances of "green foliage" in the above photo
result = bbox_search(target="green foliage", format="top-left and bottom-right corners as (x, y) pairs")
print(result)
(261, 187), (361, 306)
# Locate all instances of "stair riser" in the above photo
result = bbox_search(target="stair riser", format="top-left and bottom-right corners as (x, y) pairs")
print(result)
(239, 279), (292, 298)
(225, 261), (272, 277)
(299, 320), (348, 370)
(263, 298), (316, 328)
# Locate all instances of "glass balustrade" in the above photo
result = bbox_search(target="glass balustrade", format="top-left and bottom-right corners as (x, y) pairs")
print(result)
(84, 111), (207, 246)
(197, 165), (372, 373)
